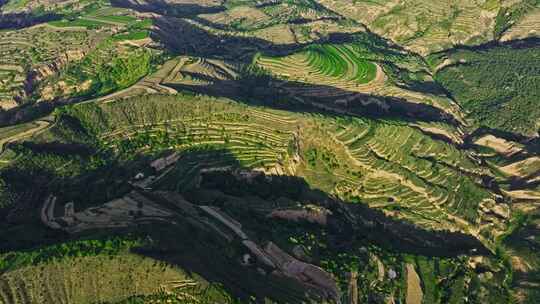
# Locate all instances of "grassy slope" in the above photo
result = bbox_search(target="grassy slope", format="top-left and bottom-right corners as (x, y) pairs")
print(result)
(1, 252), (200, 304)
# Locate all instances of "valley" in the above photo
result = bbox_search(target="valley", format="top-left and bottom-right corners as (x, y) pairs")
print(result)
(0, 0), (539, 303)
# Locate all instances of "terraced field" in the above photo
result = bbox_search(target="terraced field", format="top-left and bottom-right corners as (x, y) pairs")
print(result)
(0, 251), (200, 304)
(310, 116), (507, 243)
(64, 95), (298, 174)
(0, 1), (538, 303)
(501, 7), (540, 41)
(0, 120), (50, 154)
(0, 24), (102, 108)
(55, 94), (506, 246)
(0, 0), (77, 13)
(317, 0), (539, 54)
(38, 32), (157, 101)
(256, 42), (463, 121)
(164, 56), (240, 87)
(0, 2), (157, 108)
(258, 44), (378, 86)
(203, 0), (339, 31)
(200, 5), (272, 31)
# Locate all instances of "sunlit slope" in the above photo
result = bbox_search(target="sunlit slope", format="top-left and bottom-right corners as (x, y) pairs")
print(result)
(317, 0), (540, 55)
(55, 94), (508, 245)
(255, 42), (463, 122)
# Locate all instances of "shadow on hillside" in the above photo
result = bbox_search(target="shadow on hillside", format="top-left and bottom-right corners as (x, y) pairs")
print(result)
(130, 148), (489, 300)
(151, 16), (459, 126)
(0, 12), (61, 29)
(110, 0), (227, 17)
(0, 145), (490, 301)
(0, 12), (443, 129)
(167, 75), (458, 125)
(187, 165), (489, 257)
(131, 159), (489, 301)
(464, 127), (540, 191)
(111, 0), (346, 29)
(152, 16), (404, 62)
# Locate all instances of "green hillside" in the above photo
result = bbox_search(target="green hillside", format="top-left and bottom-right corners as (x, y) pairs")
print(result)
(1, 1), (539, 303)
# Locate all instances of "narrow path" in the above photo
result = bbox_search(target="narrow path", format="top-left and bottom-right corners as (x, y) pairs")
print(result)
(0, 120), (51, 154)
(406, 263), (423, 304)
(80, 17), (125, 27)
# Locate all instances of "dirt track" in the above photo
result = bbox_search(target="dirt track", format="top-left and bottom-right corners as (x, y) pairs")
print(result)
(406, 263), (423, 304)
(0, 120), (51, 154)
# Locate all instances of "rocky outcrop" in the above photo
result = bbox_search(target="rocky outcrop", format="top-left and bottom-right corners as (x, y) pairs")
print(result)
(264, 242), (340, 303)
(40, 191), (175, 233)
(25, 49), (86, 100)
(150, 152), (181, 171)
(32, 50), (85, 82)
(268, 205), (331, 226)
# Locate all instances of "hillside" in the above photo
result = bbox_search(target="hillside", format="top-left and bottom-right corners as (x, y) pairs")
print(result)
(0, 1), (539, 304)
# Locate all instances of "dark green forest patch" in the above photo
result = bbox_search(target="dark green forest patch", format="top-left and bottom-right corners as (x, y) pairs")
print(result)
(435, 41), (540, 136)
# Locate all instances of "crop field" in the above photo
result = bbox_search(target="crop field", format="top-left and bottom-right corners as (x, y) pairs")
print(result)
(46, 4), (140, 29)
(255, 42), (462, 120)
(48, 18), (111, 29)
(256, 45), (383, 94)
(259, 44), (377, 85)
(85, 6), (137, 24)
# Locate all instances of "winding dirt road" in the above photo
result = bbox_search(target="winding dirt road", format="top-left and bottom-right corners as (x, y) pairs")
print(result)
(0, 120), (51, 154)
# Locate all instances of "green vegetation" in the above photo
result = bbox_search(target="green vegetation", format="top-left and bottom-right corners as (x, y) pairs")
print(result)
(111, 286), (238, 304)
(51, 94), (493, 236)
(1, 0), (30, 11)
(93, 14), (136, 24)
(436, 44), (540, 136)
(113, 30), (149, 41)
(304, 44), (377, 84)
(494, 0), (539, 38)
(0, 248), (203, 304)
(49, 17), (109, 29)
(1, 1), (539, 303)
(0, 25), (96, 104)
(0, 237), (142, 272)
(60, 38), (155, 97)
